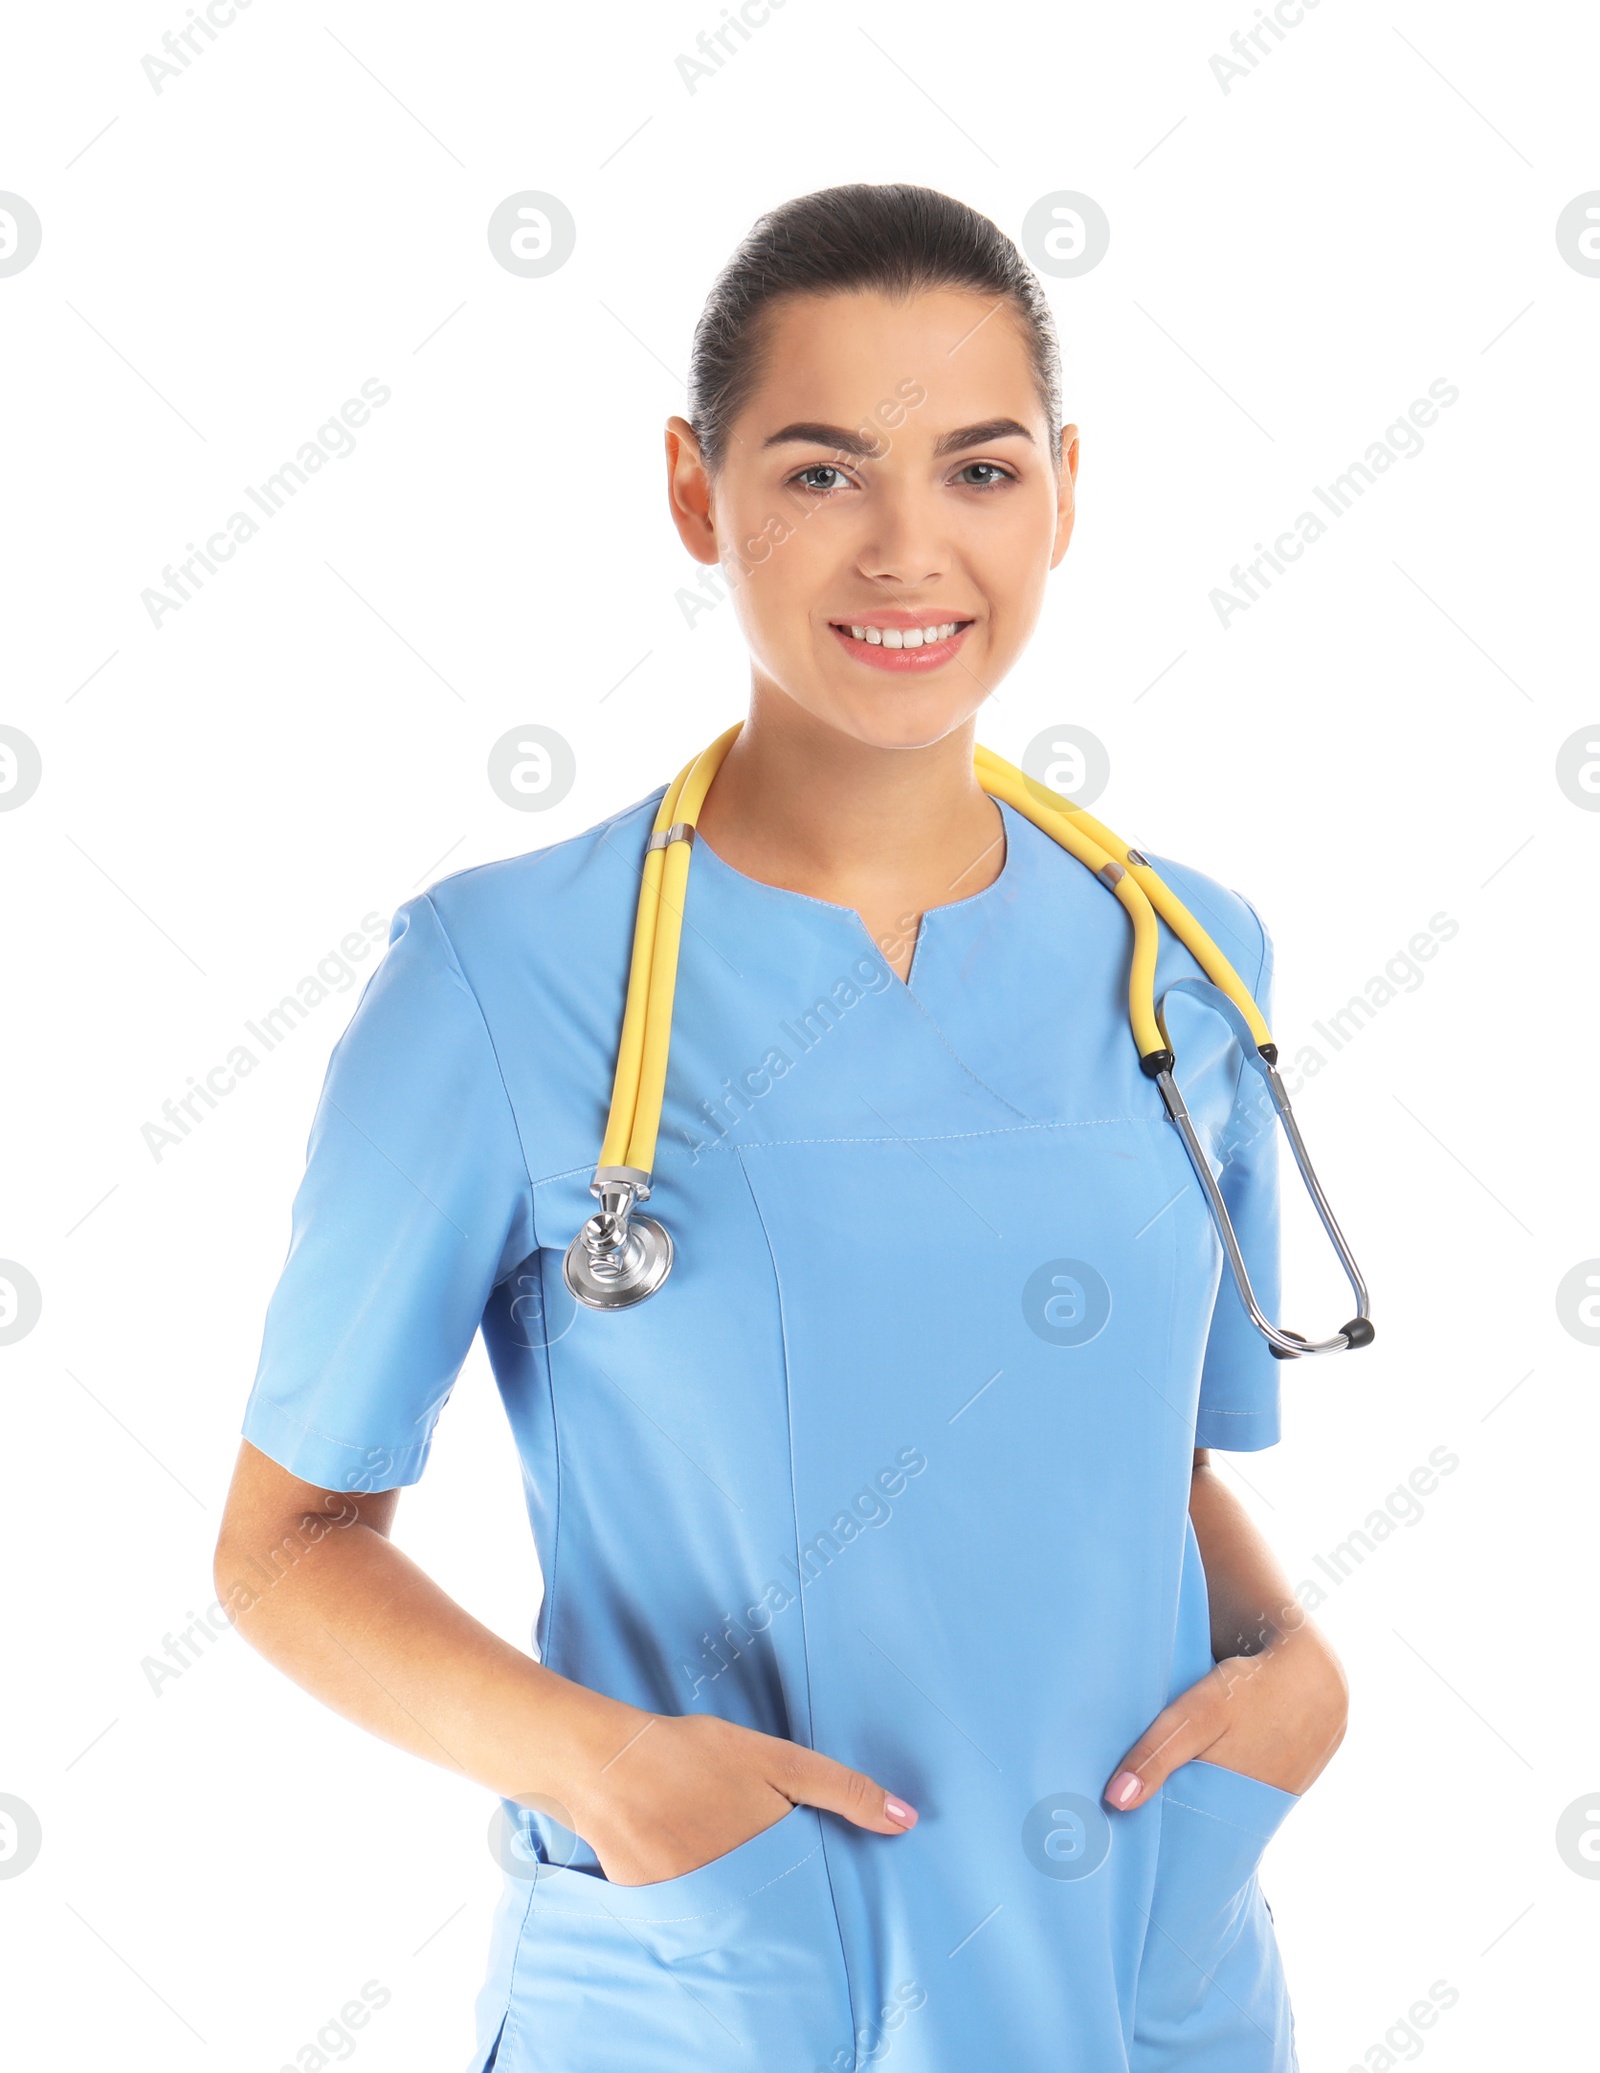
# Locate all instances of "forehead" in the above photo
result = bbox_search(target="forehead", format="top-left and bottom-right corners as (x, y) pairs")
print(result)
(738, 287), (1046, 435)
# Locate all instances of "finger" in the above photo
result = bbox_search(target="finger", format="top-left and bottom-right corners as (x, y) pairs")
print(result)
(777, 1745), (917, 1833)
(1104, 1677), (1226, 1812)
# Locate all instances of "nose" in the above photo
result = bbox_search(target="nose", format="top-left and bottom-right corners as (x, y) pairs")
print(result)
(854, 480), (949, 593)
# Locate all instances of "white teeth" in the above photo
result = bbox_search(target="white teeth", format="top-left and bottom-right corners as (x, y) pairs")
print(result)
(843, 622), (963, 647)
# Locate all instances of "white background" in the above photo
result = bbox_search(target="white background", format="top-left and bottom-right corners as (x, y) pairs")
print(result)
(3, 1), (1596, 2067)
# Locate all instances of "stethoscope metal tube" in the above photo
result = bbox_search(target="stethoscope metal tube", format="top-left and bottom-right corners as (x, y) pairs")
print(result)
(563, 727), (1375, 1361)
(1149, 975), (1372, 1357)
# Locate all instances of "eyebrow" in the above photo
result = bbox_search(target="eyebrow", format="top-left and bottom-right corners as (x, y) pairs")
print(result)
(761, 417), (1035, 459)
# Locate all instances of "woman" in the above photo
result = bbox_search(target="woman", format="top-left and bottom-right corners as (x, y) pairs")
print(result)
(217, 183), (1350, 2072)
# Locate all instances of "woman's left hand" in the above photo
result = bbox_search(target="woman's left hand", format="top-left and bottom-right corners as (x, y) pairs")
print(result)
(1103, 1618), (1348, 1812)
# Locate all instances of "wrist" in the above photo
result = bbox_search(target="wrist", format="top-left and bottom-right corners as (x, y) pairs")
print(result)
(527, 1681), (654, 1829)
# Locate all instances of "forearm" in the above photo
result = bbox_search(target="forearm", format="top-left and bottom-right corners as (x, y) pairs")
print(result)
(1108, 1452), (1350, 1803)
(214, 1452), (636, 1816)
(1189, 1450), (1315, 1660)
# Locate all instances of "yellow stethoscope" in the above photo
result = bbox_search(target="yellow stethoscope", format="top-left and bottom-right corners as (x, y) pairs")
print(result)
(563, 722), (1374, 1358)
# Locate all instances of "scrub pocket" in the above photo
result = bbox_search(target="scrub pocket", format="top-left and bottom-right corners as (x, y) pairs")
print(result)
(497, 1804), (854, 2072)
(1131, 1758), (1299, 2073)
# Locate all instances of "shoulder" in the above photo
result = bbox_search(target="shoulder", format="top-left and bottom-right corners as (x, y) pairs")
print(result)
(394, 783), (668, 972)
(994, 797), (1271, 990)
(1137, 848), (1272, 991)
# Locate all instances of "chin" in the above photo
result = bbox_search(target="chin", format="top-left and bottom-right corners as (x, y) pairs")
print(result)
(758, 646), (990, 751)
(824, 688), (981, 753)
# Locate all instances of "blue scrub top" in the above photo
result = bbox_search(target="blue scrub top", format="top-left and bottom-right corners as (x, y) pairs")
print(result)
(241, 784), (1302, 2073)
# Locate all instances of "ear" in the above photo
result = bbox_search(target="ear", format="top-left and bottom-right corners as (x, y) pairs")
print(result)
(665, 415), (721, 566)
(1049, 422), (1080, 570)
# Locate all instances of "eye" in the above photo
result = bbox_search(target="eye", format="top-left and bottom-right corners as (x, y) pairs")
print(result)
(953, 460), (1016, 490)
(789, 463), (855, 495)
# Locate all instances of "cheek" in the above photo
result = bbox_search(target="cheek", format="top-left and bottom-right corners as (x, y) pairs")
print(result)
(973, 497), (1055, 612)
(720, 531), (825, 668)
(723, 504), (833, 620)
(715, 475), (796, 567)
(946, 503), (1056, 676)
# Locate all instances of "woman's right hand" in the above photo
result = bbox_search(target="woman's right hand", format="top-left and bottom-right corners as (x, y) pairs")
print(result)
(559, 1706), (918, 1887)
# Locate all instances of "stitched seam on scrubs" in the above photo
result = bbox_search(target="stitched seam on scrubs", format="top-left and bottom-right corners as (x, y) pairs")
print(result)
(494, 1877), (540, 2069)
(433, 787), (669, 904)
(696, 791), (1017, 935)
(1161, 1793), (1289, 1842)
(695, 806), (1031, 1121)
(1147, 934), (1259, 1998)
(1151, 878), (1264, 1166)
(1195, 897), (1274, 1436)
(535, 1249), (567, 1682)
(413, 897), (566, 1676)
(242, 1394), (431, 1469)
(895, 793), (1019, 1007)
(898, 794), (1067, 994)
(528, 1117), (1169, 1185)
(1145, 852), (1268, 995)
(733, 1117), (1169, 1152)
(1130, 1099), (1188, 2005)
(421, 894), (538, 1269)
(1228, 890), (1271, 1136)
(532, 1841), (824, 1923)
(737, 1148), (817, 1746)
(883, 968), (1032, 1122)
(1236, 889), (1274, 1004)
(735, 1148), (862, 2045)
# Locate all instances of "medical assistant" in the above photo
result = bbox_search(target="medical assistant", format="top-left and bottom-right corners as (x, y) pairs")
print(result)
(241, 775), (1302, 2073)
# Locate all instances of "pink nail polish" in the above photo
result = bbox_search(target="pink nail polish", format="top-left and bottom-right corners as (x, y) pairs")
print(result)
(1108, 1772), (1142, 1809)
(884, 1797), (916, 1827)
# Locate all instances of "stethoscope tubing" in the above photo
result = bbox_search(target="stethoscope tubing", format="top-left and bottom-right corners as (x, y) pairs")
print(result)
(564, 727), (1373, 1356)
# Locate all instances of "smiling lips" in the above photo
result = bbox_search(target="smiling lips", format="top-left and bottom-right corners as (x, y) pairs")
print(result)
(829, 613), (975, 672)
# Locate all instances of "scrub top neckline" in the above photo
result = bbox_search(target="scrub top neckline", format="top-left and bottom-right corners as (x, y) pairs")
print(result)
(690, 794), (1016, 992)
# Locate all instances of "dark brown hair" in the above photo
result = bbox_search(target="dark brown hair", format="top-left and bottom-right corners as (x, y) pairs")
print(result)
(686, 183), (1063, 473)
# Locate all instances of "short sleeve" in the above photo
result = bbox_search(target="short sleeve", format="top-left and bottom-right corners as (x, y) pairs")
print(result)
(1194, 897), (1282, 1452)
(241, 892), (535, 1493)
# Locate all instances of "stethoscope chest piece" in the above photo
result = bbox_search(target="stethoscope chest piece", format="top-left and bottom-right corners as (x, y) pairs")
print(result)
(562, 1166), (674, 1310)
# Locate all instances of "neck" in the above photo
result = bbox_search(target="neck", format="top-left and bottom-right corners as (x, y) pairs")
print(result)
(692, 682), (1006, 970)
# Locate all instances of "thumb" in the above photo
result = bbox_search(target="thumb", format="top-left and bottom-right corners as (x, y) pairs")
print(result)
(778, 1744), (918, 1835)
(1104, 1677), (1224, 1813)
